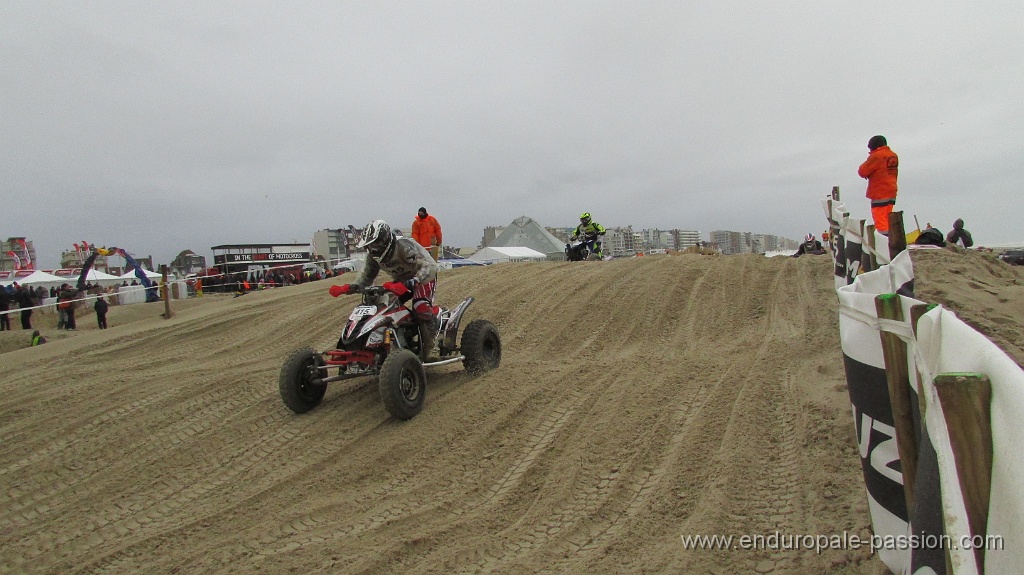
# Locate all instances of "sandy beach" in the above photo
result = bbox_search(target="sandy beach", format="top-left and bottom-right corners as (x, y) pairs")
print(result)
(1, 249), (1020, 574)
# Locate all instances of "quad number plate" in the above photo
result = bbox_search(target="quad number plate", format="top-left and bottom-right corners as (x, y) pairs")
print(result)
(349, 306), (376, 319)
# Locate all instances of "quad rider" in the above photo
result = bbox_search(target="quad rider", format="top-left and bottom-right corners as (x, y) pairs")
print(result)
(329, 219), (441, 359)
(791, 233), (826, 257)
(571, 212), (607, 258)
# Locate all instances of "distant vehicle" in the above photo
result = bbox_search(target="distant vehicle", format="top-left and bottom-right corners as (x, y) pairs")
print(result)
(998, 250), (1024, 266)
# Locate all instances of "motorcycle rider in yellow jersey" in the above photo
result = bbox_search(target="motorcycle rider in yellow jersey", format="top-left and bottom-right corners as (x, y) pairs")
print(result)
(571, 212), (607, 258)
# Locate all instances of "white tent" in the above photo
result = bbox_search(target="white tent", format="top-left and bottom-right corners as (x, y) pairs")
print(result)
(120, 268), (162, 280)
(469, 246), (547, 264)
(12, 270), (67, 286)
(83, 269), (122, 285)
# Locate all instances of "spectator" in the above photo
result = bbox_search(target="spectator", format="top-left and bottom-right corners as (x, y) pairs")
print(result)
(17, 285), (35, 330)
(56, 284), (69, 330)
(946, 218), (974, 248)
(30, 329), (46, 346)
(59, 285), (78, 331)
(0, 285), (10, 331)
(95, 295), (109, 329)
(411, 206), (443, 260)
(858, 135), (899, 235)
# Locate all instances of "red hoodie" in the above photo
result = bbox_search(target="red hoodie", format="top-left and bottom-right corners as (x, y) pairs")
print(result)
(858, 145), (899, 201)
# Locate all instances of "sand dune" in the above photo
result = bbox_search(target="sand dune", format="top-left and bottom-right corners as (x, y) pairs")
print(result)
(2, 249), (1020, 574)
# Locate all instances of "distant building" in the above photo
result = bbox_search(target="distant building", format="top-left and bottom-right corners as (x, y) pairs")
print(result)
(170, 250), (207, 276)
(640, 229), (702, 251)
(61, 250), (111, 272)
(711, 230), (798, 254)
(312, 226), (361, 265)
(710, 230), (744, 255)
(604, 226), (640, 257)
(546, 227), (575, 244)
(480, 226), (506, 248)
(672, 230), (702, 250)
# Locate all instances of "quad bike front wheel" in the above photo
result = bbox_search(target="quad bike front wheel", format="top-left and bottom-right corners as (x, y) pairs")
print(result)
(280, 347), (327, 413)
(379, 349), (427, 420)
(461, 319), (502, 374)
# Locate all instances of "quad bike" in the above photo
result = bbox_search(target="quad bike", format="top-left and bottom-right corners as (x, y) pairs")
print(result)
(279, 284), (501, 420)
(565, 233), (602, 261)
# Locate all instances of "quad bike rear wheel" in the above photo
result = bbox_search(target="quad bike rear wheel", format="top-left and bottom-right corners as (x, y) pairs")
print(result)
(280, 347), (327, 413)
(379, 349), (427, 420)
(461, 319), (502, 374)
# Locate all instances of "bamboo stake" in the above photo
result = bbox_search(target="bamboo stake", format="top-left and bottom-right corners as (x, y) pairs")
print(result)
(934, 373), (993, 575)
(875, 293), (918, 513)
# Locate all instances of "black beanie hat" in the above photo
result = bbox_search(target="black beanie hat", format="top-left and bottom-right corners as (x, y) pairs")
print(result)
(868, 135), (887, 151)
(418, 207), (427, 214)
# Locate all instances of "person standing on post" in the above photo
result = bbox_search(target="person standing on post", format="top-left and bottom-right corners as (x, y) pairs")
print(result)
(858, 135), (899, 235)
(411, 207), (443, 260)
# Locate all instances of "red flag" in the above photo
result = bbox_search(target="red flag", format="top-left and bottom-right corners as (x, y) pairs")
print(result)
(6, 251), (21, 270)
(17, 239), (31, 269)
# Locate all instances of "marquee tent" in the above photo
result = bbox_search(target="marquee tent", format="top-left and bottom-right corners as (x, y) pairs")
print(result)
(120, 268), (162, 280)
(83, 269), (122, 286)
(469, 246), (547, 264)
(5, 270), (66, 286)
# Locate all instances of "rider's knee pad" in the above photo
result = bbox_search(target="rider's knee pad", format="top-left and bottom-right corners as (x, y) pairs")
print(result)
(412, 299), (435, 321)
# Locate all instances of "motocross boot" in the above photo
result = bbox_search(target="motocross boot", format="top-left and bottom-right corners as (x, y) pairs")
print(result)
(419, 315), (441, 361)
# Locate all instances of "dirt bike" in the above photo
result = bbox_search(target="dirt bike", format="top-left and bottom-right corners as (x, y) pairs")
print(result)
(565, 233), (601, 261)
(279, 284), (501, 420)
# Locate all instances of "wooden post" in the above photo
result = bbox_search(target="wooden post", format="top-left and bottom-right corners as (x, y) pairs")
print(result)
(888, 211), (907, 260)
(826, 198), (840, 256)
(859, 219), (869, 274)
(934, 373), (993, 574)
(160, 265), (173, 319)
(875, 293), (918, 513)
(864, 223), (877, 272)
(909, 304), (939, 408)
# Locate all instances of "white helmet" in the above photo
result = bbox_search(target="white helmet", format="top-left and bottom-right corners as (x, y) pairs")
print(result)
(357, 219), (395, 257)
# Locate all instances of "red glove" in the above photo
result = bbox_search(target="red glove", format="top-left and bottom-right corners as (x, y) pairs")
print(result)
(382, 281), (409, 296)
(328, 284), (351, 297)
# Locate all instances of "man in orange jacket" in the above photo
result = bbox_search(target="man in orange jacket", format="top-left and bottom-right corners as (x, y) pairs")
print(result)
(858, 135), (899, 234)
(411, 207), (442, 260)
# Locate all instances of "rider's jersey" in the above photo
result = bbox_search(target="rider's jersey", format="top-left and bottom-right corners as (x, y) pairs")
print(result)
(353, 237), (438, 287)
(573, 221), (606, 238)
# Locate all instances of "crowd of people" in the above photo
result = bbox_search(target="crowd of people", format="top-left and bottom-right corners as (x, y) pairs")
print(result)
(0, 281), (119, 340)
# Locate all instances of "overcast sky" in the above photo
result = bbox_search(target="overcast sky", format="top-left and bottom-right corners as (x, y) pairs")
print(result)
(3, 1), (1022, 268)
